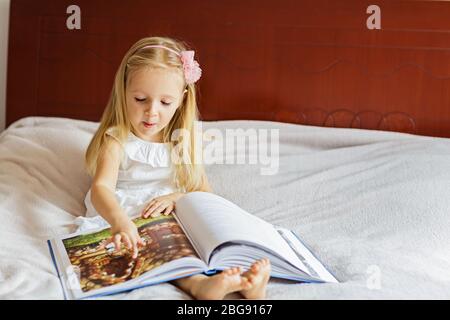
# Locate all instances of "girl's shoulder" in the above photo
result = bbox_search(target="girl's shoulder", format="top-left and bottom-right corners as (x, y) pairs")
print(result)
(100, 126), (125, 163)
(105, 126), (122, 143)
(96, 132), (125, 169)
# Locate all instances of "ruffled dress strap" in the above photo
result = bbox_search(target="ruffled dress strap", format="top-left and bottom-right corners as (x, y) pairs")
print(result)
(124, 134), (172, 167)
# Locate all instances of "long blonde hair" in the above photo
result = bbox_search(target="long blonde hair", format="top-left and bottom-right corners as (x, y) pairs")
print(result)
(85, 36), (205, 192)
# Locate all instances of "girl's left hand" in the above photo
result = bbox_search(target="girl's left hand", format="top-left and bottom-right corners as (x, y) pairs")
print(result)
(141, 192), (185, 218)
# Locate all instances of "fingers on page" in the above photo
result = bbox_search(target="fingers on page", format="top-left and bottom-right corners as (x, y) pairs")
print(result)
(150, 204), (165, 217)
(148, 202), (162, 215)
(132, 242), (139, 258)
(163, 206), (172, 216)
(113, 234), (122, 251)
(121, 232), (132, 250)
(150, 212), (161, 218)
(143, 201), (159, 218)
(132, 235), (143, 257)
(147, 204), (159, 217)
(142, 199), (156, 217)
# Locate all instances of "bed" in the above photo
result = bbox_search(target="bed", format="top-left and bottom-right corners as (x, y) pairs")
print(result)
(2, 0), (450, 299)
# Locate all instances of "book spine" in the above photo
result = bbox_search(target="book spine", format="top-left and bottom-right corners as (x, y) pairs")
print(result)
(47, 239), (68, 300)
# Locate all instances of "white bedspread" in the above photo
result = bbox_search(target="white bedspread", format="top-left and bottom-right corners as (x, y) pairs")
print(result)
(0, 116), (449, 299)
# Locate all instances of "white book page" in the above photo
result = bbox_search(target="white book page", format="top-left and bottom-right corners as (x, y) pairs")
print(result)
(175, 192), (305, 271)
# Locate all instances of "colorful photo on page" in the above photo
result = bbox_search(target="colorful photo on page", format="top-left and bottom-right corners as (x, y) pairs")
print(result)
(62, 215), (199, 293)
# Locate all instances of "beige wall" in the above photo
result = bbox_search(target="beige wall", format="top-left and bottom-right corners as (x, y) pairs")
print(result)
(0, 0), (10, 132)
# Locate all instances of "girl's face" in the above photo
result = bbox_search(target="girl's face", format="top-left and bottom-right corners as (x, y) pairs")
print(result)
(126, 67), (185, 142)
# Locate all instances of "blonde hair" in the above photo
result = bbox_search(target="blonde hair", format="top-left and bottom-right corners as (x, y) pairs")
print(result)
(85, 36), (205, 192)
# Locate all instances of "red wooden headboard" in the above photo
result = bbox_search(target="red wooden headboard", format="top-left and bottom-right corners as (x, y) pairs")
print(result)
(6, 0), (450, 138)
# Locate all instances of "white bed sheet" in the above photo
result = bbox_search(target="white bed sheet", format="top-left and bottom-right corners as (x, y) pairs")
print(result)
(0, 116), (449, 299)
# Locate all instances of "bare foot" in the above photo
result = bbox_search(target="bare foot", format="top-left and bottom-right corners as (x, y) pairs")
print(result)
(240, 258), (271, 299)
(190, 267), (252, 300)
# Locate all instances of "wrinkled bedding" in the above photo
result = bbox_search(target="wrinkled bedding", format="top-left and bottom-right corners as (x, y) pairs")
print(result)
(0, 116), (449, 299)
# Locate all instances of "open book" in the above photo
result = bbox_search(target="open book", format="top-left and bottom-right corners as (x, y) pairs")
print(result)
(48, 192), (338, 299)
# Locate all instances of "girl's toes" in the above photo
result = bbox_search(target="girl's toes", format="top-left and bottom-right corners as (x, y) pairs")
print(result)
(242, 277), (252, 289)
(257, 259), (266, 268)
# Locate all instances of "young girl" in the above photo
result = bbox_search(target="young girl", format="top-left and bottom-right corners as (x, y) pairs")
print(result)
(79, 36), (271, 300)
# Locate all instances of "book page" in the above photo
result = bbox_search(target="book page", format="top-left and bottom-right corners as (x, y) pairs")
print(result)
(175, 192), (306, 271)
(51, 215), (206, 299)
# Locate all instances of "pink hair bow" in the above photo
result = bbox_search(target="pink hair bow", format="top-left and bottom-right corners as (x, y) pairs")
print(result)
(140, 45), (202, 84)
(180, 50), (202, 85)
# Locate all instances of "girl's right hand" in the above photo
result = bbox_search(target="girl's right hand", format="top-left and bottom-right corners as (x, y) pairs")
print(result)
(108, 217), (145, 259)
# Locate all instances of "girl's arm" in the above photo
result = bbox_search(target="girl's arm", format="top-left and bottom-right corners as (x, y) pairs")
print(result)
(90, 136), (125, 224)
(90, 137), (143, 257)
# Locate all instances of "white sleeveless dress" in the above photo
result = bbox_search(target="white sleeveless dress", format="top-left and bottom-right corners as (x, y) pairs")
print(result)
(75, 127), (179, 232)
